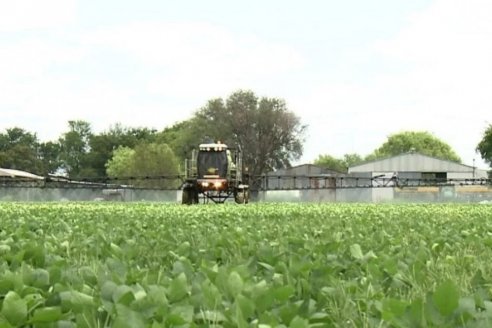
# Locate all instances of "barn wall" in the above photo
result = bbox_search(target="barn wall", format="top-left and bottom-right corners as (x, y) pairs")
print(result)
(349, 153), (475, 173)
(0, 187), (178, 202)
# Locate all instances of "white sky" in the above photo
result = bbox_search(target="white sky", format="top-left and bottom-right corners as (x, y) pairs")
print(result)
(0, 0), (491, 168)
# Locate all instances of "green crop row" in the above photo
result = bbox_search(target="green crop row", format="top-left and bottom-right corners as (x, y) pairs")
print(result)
(1, 203), (492, 327)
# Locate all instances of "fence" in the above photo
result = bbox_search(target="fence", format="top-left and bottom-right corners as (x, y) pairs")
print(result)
(0, 175), (491, 203)
(1, 186), (491, 203)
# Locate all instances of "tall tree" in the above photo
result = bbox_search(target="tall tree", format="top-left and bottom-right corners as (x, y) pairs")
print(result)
(87, 124), (158, 178)
(105, 146), (135, 178)
(38, 141), (62, 174)
(106, 143), (179, 188)
(368, 131), (461, 162)
(477, 124), (492, 169)
(165, 90), (306, 177)
(158, 120), (204, 165)
(58, 120), (93, 178)
(0, 127), (45, 173)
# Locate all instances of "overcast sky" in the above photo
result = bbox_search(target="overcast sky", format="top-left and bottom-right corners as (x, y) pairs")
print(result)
(1, 0), (491, 168)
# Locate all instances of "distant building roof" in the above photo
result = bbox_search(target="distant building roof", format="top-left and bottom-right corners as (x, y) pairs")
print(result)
(268, 163), (344, 176)
(0, 168), (44, 180)
(348, 152), (481, 174)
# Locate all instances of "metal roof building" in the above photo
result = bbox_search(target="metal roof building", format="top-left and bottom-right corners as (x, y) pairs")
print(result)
(269, 163), (342, 176)
(263, 164), (342, 189)
(348, 152), (488, 180)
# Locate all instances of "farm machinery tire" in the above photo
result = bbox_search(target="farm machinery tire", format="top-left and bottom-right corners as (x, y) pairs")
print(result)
(182, 186), (199, 205)
(234, 188), (249, 204)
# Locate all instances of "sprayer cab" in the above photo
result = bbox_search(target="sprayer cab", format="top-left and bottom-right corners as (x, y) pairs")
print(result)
(182, 142), (249, 204)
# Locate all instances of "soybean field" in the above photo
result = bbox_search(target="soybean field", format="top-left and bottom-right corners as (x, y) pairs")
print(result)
(1, 203), (492, 327)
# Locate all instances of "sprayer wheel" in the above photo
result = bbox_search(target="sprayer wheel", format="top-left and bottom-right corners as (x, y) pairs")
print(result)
(235, 189), (248, 204)
(182, 188), (192, 205)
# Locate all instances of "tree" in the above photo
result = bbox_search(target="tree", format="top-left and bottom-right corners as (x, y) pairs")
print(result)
(105, 146), (135, 178)
(343, 153), (365, 168)
(314, 155), (347, 172)
(158, 120), (203, 165)
(477, 124), (492, 168)
(38, 141), (62, 174)
(87, 124), (158, 178)
(368, 131), (461, 162)
(165, 90), (306, 178)
(314, 153), (364, 172)
(0, 127), (45, 174)
(58, 120), (93, 177)
(106, 143), (180, 188)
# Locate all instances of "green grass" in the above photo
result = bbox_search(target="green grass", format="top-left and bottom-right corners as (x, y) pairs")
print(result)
(1, 203), (492, 327)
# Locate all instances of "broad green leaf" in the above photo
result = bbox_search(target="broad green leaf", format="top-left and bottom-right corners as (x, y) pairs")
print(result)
(106, 258), (127, 282)
(1, 291), (27, 326)
(236, 294), (255, 319)
(23, 293), (44, 309)
(48, 266), (62, 287)
(227, 271), (244, 297)
(279, 303), (299, 325)
(30, 306), (62, 323)
(289, 316), (309, 328)
(0, 272), (21, 295)
(382, 298), (408, 321)
(362, 250), (377, 261)
(31, 268), (50, 289)
(112, 304), (146, 328)
(166, 305), (194, 325)
(176, 241), (191, 256)
(350, 244), (363, 260)
(131, 284), (147, 301)
(54, 321), (76, 328)
(251, 280), (268, 297)
(201, 279), (222, 309)
(60, 290), (95, 313)
(79, 267), (97, 286)
(0, 316), (14, 328)
(167, 272), (189, 302)
(147, 285), (168, 307)
(110, 243), (123, 257)
(433, 280), (459, 316)
(309, 312), (330, 323)
(273, 285), (295, 302)
(112, 285), (135, 305)
(151, 321), (165, 328)
(101, 280), (118, 301)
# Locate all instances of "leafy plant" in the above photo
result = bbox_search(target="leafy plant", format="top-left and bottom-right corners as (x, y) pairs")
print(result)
(0, 203), (492, 326)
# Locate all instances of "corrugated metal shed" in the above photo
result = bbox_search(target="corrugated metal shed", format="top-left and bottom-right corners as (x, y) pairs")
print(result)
(348, 152), (480, 175)
(264, 164), (341, 189)
(268, 164), (342, 176)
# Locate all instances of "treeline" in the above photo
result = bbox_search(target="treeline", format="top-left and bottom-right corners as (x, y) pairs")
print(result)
(2, 89), (492, 180)
(0, 122), (163, 177)
(0, 90), (305, 180)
